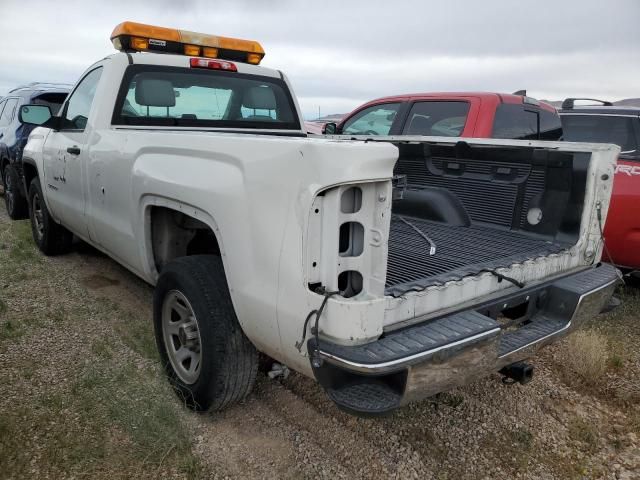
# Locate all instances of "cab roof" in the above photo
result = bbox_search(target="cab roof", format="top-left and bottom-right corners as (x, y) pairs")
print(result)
(7, 82), (71, 96)
(559, 105), (640, 116)
(106, 51), (282, 79)
(353, 92), (557, 112)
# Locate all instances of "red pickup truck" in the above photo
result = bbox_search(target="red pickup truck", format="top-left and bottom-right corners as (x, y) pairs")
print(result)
(326, 92), (638, 274)
(560, 99), (640, 273)
(323, 91), (562, 140)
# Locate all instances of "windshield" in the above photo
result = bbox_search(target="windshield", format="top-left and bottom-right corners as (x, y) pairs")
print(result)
(561, 114), (637, 153)
(113, 65), (300, 130)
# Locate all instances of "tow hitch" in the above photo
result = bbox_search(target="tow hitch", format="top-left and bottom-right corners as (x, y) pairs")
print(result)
(500, 361), (534, 385)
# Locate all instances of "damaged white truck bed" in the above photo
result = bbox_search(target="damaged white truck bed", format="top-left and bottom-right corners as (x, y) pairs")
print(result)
(306, 134), (619, 414)
(19, 39), (619, 416)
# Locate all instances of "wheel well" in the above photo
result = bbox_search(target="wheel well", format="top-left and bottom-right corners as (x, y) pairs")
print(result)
(150, 206), (221, 272)
(22, 162), (38, 192)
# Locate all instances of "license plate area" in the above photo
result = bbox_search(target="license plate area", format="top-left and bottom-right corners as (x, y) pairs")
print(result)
(475, 288), (548, 331)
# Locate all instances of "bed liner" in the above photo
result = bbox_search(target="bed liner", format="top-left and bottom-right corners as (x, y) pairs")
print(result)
(385, 214), (570, 295)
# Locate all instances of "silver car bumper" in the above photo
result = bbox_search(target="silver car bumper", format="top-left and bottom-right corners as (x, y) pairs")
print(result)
(309, 263), (619, 416)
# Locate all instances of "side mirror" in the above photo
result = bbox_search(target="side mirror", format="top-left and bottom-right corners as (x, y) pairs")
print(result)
(19, 104), (62, 130)
(323, 122), (338, 135)
(19, 105), (52, 126)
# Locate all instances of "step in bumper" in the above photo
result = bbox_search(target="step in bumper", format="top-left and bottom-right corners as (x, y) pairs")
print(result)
(309, 263), (619, 416)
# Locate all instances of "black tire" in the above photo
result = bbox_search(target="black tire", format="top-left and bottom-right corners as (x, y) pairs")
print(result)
(28, 177), (73, 255)
(625, 271), (640, 287)
(153, 255), (259, 411)
(3, 164), (28, 220)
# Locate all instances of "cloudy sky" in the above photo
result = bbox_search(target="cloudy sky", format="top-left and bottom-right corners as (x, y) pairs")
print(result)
(0, 0), (638, 118)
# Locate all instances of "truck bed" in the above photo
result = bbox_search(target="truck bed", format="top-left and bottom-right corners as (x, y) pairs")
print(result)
(386, 215), (569, 295)
(384, 139), (589, 296)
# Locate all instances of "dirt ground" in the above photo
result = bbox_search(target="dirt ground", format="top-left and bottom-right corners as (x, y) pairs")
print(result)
(0, 206), (638, 480)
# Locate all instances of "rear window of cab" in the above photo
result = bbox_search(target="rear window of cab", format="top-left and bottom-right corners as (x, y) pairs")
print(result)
(112, 65), (300, 130)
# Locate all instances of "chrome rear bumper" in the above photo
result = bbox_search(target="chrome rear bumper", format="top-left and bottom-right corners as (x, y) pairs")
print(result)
(309, 263), (619, 416)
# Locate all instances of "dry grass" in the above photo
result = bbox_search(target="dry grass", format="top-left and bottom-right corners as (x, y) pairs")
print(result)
(0, 217), (207, 479)
(568, 416), (599, 452)
(562, 330), (609, 385)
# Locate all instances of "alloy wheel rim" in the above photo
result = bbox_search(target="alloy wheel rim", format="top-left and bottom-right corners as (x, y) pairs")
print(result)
(162, 290), (203, 385)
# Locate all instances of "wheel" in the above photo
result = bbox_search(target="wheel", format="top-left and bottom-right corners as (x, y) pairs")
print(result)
(153, 255), (259, 411)
(3, 164), (28, 220)
(28, 177), (73, 255)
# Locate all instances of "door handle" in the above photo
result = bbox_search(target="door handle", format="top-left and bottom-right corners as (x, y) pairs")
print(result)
(67, 146), (81, 155)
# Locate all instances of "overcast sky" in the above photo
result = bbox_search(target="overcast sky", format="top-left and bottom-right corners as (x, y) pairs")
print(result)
(0, 0), (638, 118)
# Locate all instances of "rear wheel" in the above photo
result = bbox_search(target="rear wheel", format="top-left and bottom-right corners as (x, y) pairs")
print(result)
(153, 255), (258, 411)
(3, 164), (28, 220)
(28, 177), (73, 255)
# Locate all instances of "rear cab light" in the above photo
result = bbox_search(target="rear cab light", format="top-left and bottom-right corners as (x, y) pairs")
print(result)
(189, 58), (237, 71)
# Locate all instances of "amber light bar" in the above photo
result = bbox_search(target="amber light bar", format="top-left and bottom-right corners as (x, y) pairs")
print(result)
(110, 21), (265, 65)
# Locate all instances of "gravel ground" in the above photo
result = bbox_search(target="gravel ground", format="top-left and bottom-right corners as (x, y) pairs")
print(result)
(0, 206), (638, 479)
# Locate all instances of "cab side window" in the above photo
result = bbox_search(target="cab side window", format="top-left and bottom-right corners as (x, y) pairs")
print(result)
(0, 98), (19, 127)
(62, 67), (103, 131)
(0, 100), (7, 127)
(539, 109), (563, 140)
(403, 101), (470, 137)
(342, 103), (401, 135)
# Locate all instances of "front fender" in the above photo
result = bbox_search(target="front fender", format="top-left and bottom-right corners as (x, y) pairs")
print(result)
(21, 128), (53, 212)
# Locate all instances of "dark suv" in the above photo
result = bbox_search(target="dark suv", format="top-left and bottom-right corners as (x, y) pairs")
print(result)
(0, 83), (70, 219)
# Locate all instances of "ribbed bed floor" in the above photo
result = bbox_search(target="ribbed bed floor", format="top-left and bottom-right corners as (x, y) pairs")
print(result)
(385, 215), (569, 295)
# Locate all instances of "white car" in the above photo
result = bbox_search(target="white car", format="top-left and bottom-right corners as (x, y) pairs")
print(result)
(19, 21), (620, 416)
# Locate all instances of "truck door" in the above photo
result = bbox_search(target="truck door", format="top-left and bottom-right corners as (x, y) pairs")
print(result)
(42, 67), (103, 238)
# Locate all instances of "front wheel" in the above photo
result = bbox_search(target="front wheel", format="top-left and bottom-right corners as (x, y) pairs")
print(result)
(3, 164), (28, 220)
(28, 178), (73, 255)
(153, 255), (259, 411)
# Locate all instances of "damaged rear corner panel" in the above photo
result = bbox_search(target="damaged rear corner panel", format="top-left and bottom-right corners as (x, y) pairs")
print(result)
(306, 180), (392, 300)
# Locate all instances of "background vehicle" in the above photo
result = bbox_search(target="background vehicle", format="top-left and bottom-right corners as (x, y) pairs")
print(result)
(19, 22), (618, 417)
(323, 91), (562, 140)
(560, 99), (640, 272)
(0, 83), (70, 219)
(305, 114), (345, 134)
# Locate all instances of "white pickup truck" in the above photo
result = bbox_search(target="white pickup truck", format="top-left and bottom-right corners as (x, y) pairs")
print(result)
(19, 22), (620, 416)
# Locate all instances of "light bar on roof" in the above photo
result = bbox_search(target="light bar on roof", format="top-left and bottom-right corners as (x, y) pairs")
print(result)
(110, 21), (265, 65)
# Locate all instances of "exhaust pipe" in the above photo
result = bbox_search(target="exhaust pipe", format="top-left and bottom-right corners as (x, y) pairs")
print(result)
(500, 361), (534, 385)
